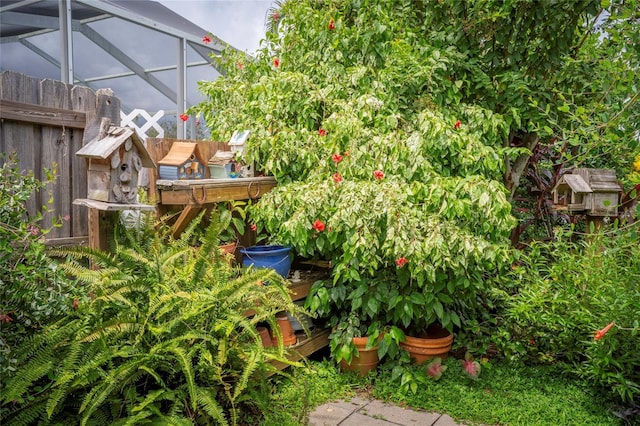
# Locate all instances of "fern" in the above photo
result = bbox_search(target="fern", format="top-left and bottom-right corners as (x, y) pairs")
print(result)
(3, 210), (306, 424)
(197, 387), (229, 426)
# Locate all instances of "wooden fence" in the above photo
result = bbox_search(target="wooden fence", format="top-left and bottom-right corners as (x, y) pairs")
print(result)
(0, 70), (120, 246)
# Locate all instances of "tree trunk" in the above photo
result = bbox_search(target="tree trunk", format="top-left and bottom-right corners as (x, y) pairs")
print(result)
(505, 131), (539, 200)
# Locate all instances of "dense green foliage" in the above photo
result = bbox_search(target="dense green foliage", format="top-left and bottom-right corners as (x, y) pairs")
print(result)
(0, 154), (81, 379)
(0, 213), (304, 425)
(192, 0), (639, 411)
(495, 225), (640, 404)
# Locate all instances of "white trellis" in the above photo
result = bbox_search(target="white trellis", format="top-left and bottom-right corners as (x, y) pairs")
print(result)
(120, 109), (165, 139)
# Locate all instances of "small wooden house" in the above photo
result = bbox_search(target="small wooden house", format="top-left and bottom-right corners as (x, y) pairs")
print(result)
(552, 168), (622, 216)
(76, 119), (155, 204)
(158, 142), (208, 180)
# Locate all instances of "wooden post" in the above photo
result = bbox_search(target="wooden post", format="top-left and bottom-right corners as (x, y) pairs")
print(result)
(88, 207), (116, 252)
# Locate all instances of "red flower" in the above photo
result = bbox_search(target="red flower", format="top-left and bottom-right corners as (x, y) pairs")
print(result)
(73, 298), (79, 311)
(332, 173), (343, 183)
(250, 223), (258, 232)
(332, 153), (343, 163)
(373, 169), (384, 180)
(273, 58), (280, 68)
(272, 12), (279, 21)
(237, 61), (243, 69)
(179, 113), (189, 122)
(202, 35), (211, 44)
(454, 119), (461, 129)
(395, 257), (408, 268)
(313, 219), (326, 232)
(318, 128), (328, 137)
(328, 19), (335, 30)
(195, 119), (201, 126)
(594, 321), (615, 340)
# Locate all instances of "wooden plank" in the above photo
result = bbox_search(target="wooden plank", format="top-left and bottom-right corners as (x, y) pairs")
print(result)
(158, 177), (277, 205)
(40, 79), (73, 238)
(88, 208), (116, 252)
(0, 71), (40, 218)
(45, 236), (89, 247)
(269, 328), (331, 371)
(0, 98), (86, 129)
(73, 198), (156, 211)
(172, 204), (204, 238)
(70, 85), (96, 237)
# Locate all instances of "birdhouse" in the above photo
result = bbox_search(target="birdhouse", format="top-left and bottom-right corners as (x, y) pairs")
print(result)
(158, 142), (208, 180)
(76, 119), (155, 204)
(228, 129), (250, 156)
(552, 168), (622, 216)
(227, 130), (254, 177)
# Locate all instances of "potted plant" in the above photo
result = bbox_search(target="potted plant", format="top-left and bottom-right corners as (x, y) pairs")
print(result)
(216, 200), (247, 261)
(307, 273), (404, 374)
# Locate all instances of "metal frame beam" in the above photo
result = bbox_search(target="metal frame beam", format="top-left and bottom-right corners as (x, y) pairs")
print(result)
(78, 23), (177, 103)
(59, 0), (73, 83)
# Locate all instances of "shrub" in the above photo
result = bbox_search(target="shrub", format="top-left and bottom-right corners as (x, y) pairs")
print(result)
(494, 223), (640, 405)
(1, 211), (305, 425)
(0, 154), (81, 379)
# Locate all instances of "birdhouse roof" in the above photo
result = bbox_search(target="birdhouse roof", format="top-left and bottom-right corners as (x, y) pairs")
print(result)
(555, 174), (593, 193)
(228, 129), (250, 146)
(76, 126), (155, 168)
(158, 142), (207, 166)
(578, 168), (622, 193)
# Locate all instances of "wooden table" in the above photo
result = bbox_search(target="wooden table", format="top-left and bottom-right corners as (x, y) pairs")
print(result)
(155, 177), (277, 237)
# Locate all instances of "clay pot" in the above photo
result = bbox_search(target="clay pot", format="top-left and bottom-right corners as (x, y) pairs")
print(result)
(257, 326), (274, 347)
(400, 324), (454, 363)
(218, 242), (237, 264)
(339, 336), (380, 376)
(271, 314), (297, 346)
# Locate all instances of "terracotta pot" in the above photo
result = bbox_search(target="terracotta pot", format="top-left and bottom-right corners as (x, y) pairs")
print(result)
(218, 242), (237, 264)
(271, 314), (297, 346)
(257, 326), (274, 347)
(339, 336), (380, 376)
(400, 324), (454, 363)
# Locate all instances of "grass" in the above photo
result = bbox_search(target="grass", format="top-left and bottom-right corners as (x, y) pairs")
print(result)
(254, 356), (624, 426)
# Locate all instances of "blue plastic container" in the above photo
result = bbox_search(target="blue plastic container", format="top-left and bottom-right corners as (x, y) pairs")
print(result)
(240, 245), (292, 278)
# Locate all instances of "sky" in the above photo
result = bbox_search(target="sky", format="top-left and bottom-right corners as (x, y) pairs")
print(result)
(159, 0), (274, 55)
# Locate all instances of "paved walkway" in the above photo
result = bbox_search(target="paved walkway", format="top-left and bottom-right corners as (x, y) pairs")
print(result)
(308, 397), (465, 426)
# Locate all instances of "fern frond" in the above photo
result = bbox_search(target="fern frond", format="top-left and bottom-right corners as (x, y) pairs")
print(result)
(80, 321), (142, 343)
(233, 348), (260, 401)
(79, 357), (147, 424)
(49, 245), (117, 268)
(0, 393), (49, 426)
(2, 360), (53, 402)
(164, 346), (197, 412)
(196, 387), (229, 426)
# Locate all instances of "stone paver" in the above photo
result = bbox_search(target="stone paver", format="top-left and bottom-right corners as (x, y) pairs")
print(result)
(432, 414), (461, 426)
(308, 397), (466, 426)
(361, 399), (441, 425)
(308, 403), (355, 425)
(341, 412), (401, 425)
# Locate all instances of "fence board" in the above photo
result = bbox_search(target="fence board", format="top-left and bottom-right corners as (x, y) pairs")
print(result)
(1, 71), (123, 245)
(40, 79), (73, 238)
(0, 71), (41, 216)
(70, 86), (96, 236)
